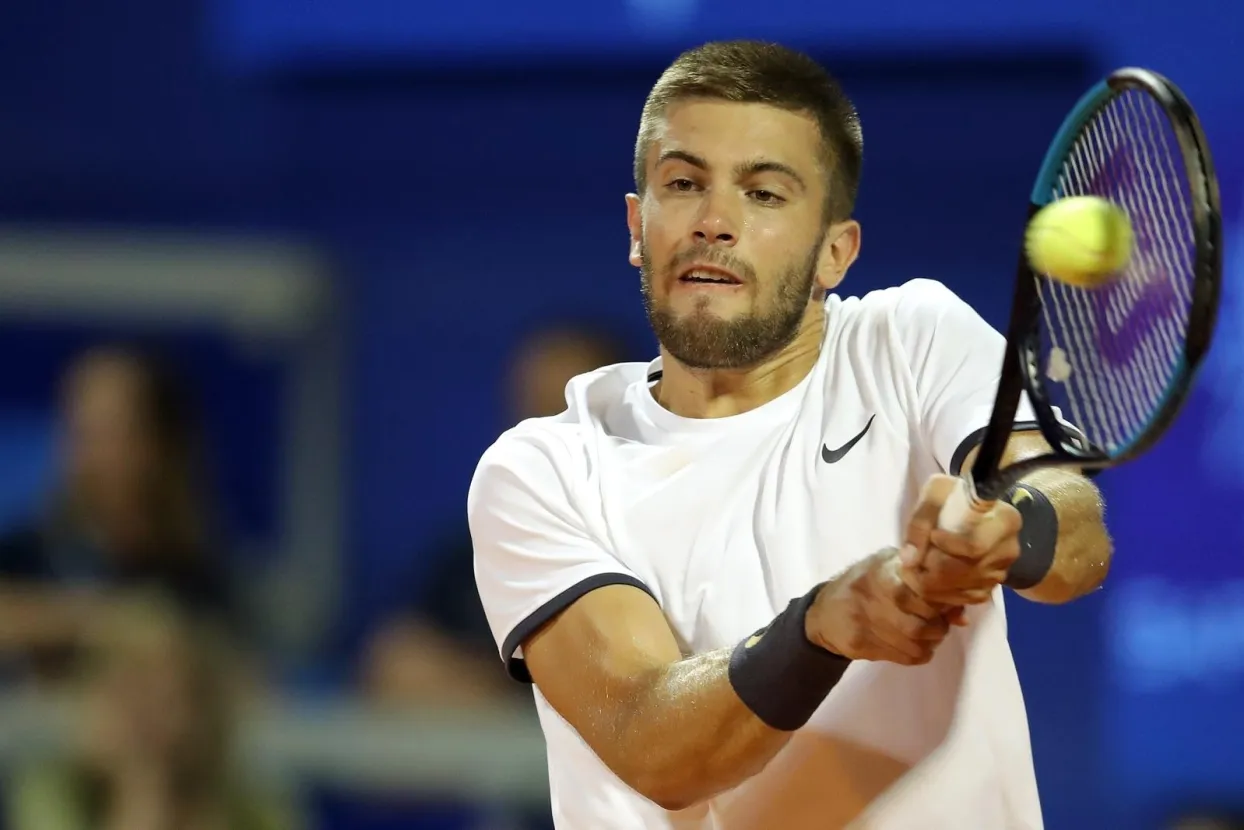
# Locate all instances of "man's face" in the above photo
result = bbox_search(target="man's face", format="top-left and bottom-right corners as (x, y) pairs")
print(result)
(627, 100), (842, 370)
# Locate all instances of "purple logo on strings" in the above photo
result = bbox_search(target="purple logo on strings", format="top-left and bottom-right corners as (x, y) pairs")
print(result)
(1078, 142), (1184, 373)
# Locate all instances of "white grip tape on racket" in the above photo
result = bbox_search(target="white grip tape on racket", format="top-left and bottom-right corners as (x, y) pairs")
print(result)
(937, 476), (994, 533)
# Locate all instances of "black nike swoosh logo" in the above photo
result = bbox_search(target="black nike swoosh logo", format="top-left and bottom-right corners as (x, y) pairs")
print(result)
(821, 414), (876, 464)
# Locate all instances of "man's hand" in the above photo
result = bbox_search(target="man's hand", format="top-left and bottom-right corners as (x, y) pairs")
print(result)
(805, 549), (951, 666)
(900, 474), (1022, 609)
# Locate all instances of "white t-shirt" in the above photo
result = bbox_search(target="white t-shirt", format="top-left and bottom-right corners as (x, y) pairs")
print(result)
(470, 279), (1045, 829)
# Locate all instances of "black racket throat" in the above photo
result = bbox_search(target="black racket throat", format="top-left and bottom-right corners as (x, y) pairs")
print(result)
(967, 231), (1111, 502)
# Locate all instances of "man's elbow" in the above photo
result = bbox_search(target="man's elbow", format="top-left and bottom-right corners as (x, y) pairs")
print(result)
(621, 764), (700, 812)
(1082, 529), (1114, 592)
(615, 752), (734, 812)
(1019, 522), (1113, 605)
(622, 747), (771, 811)
(646, 789), (698, 813)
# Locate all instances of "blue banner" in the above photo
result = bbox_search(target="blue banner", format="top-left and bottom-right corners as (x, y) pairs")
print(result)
(213, 0), (1232, 82)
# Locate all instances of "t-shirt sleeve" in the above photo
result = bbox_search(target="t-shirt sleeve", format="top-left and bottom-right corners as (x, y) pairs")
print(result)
(468, 430), (653, 683)
(890, 279), (1041, 475)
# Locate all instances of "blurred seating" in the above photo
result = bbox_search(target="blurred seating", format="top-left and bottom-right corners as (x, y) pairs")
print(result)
(2, 595), (305, 830)
(353, 323), (628, 830)
(0, 347), (243, 685)
(360, 322), (631, 708)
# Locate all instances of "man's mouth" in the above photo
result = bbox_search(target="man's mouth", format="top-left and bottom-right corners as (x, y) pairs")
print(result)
(677, 266), (742, 285)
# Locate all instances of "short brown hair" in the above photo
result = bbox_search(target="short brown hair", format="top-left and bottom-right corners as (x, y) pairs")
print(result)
(634, 40), (863, 221)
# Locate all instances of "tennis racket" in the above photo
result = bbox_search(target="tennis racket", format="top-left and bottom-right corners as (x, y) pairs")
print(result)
(938, 67), (1222, 533)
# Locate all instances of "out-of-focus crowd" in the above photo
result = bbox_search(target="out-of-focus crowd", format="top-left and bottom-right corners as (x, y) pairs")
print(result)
(0, 324), (624, 830)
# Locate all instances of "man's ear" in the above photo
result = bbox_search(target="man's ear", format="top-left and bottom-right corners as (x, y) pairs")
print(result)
(815, 219), (862, 292)
(626, 193), (643, 268)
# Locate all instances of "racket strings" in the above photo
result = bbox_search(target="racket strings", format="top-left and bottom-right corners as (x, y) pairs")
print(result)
(1042, 116), (1139, 446)
(1034, 88), (1197, 455)
(1063, 108), (1170, 438)
(1087, 105), (1182, 420)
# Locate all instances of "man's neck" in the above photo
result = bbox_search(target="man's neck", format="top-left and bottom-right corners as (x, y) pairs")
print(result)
(653, 303), (825, 420)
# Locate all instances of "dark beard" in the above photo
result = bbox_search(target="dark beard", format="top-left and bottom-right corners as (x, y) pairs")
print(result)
(639, 241), (821, 370)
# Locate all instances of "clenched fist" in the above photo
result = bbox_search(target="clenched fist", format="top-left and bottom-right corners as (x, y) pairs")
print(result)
(900, 474), (1023, 609)
(805, 548), (951, 666)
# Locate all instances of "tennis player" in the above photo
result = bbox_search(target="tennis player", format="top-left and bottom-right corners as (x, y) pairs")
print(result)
(469, 40), (1112, 829)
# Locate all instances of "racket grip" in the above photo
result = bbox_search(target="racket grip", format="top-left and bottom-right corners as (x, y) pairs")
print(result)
(937, 477), (992, 533)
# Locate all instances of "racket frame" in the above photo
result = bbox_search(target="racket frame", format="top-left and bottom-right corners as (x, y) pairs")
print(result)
(963, 67), (1222, 504)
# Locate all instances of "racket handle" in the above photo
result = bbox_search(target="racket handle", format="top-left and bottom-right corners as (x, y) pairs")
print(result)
(937, 477), (993, 533)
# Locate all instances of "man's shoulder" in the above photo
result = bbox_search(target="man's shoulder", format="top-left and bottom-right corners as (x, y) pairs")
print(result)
(471, 361), (649, 495)
(829, 278), (964, 325)
(822, 279), (974, 367)
(481, 414), (581, 472)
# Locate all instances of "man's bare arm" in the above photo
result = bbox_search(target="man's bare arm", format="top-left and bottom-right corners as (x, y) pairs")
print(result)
(525, 585), (788, 811)
(963, 433), (1113, 604)
(522, 554), (950, 811)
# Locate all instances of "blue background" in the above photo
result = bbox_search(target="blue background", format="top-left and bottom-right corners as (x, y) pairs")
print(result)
(0, 0), (1241, 826)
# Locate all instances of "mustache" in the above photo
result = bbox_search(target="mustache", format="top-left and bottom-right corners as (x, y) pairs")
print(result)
(666, 245), (756, 283)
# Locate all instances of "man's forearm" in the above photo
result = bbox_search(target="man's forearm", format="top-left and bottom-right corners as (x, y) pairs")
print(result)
(526, 583), (857, 811)
(1014, 468), (1112, 604)
(601, 648), (791, 811)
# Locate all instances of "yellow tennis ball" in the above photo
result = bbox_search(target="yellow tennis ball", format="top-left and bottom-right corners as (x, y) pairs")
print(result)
(1024, 196), (1133, 288)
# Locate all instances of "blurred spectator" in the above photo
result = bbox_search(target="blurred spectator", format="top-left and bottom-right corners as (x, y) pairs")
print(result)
(0, 346), (240, 684)
(361, 322), (629, 705)
(2, 593), (303, 830)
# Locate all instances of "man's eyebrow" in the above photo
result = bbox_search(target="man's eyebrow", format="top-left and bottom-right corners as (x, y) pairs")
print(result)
(656, 149), (708, 170)
(735, 159), (806, 192)
(656, 151), (808, 192)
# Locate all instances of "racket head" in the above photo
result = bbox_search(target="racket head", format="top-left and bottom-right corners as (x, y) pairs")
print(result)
(970, 68), (1222, 500)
